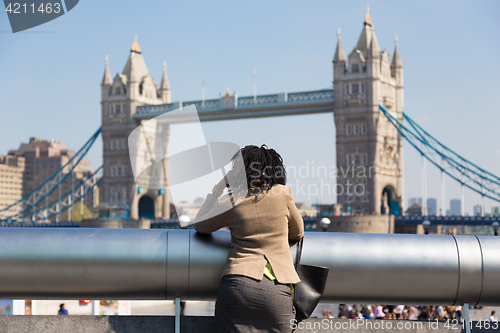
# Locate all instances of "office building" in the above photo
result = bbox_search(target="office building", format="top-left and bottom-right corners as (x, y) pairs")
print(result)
(427, 198), (437, 216)
(473, 205), (484, 216)
(0, 155), (25, 216)
(6, 137), (95, 221)
(408, 197), (422, 207)
(450, 199), (461, 216)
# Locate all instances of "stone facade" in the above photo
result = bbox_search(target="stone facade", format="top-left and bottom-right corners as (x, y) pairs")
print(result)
(100, 37), (171, 220)
(0, 155), (25, 216)
(333, 8), (404, 215)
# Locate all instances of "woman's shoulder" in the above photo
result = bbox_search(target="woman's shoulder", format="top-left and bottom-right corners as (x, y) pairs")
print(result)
(269, 184), (293, 197)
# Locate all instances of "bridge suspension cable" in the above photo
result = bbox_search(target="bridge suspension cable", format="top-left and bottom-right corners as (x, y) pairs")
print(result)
(379, 104), (500, 205)
(0, 128), (101, 222)
(0, 166), (103, 223)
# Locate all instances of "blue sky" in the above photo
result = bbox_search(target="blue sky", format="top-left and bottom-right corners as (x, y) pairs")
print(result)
(1, 0), (499, 214)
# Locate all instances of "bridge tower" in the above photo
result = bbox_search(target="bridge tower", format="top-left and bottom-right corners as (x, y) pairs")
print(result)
(100, 36), (171, 220)
(333, 7), (404, 215)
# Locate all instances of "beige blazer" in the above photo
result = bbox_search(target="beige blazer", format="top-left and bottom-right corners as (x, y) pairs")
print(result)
(194, 184), (304, 284)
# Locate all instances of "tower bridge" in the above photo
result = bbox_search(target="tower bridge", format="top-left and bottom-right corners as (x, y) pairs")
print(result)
(100, 8), (404, 220)
(1, 8), (499, 226)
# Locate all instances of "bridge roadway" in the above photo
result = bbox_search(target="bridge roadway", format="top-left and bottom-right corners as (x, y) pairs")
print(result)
(395, 215), (500, 226)
(133, 89), (334, 122)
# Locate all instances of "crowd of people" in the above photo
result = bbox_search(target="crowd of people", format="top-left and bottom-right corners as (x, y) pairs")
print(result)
(323, 304), (467, 321)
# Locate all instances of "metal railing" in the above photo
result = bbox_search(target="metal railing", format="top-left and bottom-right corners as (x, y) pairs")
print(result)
(0, 228), (498, 306)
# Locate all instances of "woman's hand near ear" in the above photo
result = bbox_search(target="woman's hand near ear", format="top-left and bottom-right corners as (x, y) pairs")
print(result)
(212, 170), (234, 196)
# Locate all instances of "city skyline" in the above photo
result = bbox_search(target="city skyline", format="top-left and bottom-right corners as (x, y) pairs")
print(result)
(2, 1), (499, 215)
(407, 196), (500, 216)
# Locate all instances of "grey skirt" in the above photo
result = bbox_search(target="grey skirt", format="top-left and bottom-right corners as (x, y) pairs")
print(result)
(215, 274), (295, 333)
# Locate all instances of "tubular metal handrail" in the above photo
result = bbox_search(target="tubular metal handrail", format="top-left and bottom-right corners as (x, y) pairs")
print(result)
(0, 228), (498, 306)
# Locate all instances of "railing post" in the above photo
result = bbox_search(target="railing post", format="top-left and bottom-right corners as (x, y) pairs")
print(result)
(92, 174), (97, 208)
(175, 297), (181, 333)
(45, 183), (48, 220)
(57, 184), (61, 222)
(463, 303), (471, 333)
(80, 186), (84, 219)
(91, 300), (100, 315)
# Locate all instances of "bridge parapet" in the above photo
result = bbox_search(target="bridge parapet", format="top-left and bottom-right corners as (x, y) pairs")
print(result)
(396, 215), (500, 226)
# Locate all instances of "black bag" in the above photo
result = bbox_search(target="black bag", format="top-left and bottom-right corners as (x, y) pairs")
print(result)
(292, 237), (329, 322)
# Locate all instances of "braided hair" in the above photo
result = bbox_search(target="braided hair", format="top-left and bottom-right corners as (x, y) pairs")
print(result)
(231, 145), (287, 195)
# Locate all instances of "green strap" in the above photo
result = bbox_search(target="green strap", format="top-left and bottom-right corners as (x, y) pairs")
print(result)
(263, 262), (276, 280)
(263, 262), (294, 292)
